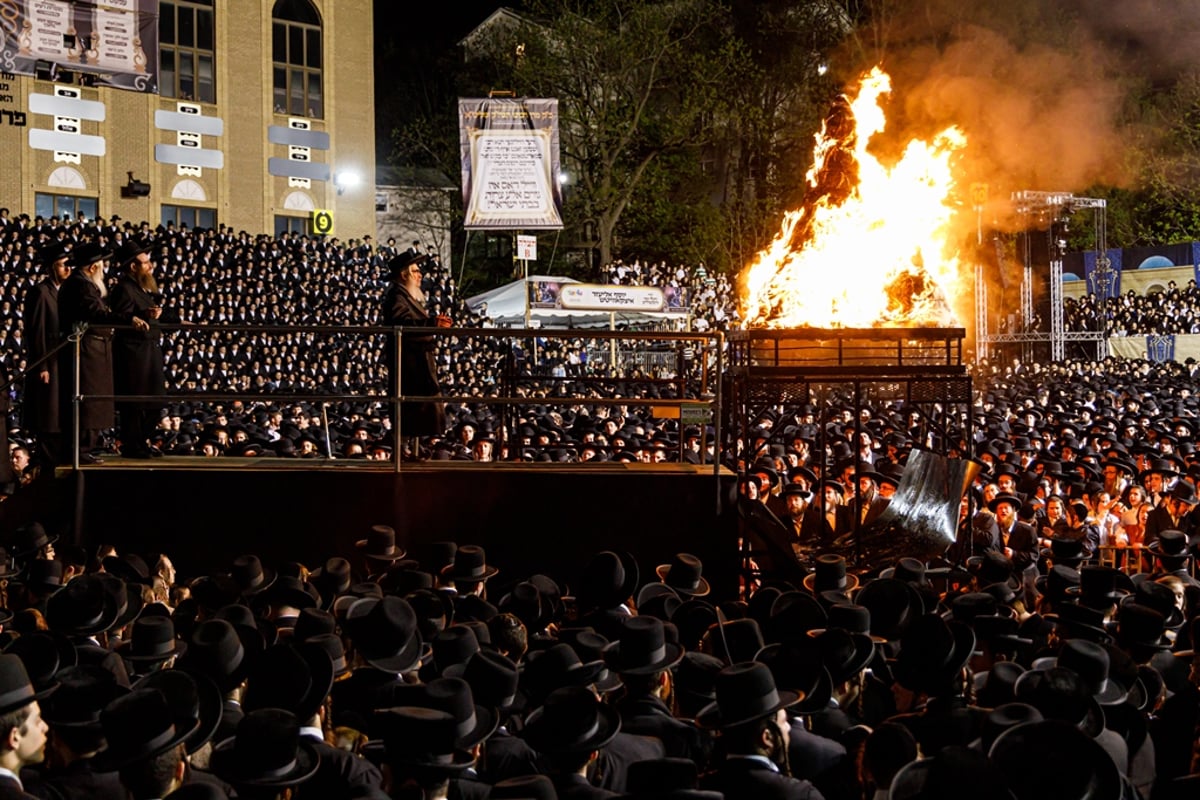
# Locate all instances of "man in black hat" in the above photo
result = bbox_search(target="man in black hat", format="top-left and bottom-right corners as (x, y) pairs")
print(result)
(56, 242), (150, 464)
(1143, 481), (1199, 549)
(22, 243), (72, 467)
(603, 616), (704, 763)
(381, 251), (448, 458)
(0, 654), (52, 799)
(40, 664), (129, 800)
(109, 237), (179, 458)
(698, 662), (823, 800)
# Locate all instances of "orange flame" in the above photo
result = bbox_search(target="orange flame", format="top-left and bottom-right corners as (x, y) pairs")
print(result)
(742, 67), (967, 329)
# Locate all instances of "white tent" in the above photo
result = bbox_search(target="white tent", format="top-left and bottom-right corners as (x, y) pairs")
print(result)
(465, 276), (688, 329)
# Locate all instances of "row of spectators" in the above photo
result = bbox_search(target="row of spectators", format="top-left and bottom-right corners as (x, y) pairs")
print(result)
(1065, 281), (1200, 335)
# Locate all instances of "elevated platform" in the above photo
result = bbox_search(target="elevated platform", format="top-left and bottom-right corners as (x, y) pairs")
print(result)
(12, 459), (741, 600)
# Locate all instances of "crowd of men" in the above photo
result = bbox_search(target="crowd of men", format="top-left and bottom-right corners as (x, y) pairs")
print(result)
(0, 508), (1190, 800)
(0, 213), (1198, 797)
(1064, 281), (1200, 336)
(0, 213), (742, 468)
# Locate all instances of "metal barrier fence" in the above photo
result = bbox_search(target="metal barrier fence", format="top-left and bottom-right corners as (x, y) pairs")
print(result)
(35, 323), (724, 474)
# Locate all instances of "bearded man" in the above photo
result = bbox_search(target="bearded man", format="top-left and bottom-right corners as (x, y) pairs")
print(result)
(382, 251), (448, 458)
(57, 242), (150, 464)
(110, 238), (178, 458)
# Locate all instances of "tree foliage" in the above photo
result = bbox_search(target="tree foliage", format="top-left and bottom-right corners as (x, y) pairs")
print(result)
(464, 0), (742, 268)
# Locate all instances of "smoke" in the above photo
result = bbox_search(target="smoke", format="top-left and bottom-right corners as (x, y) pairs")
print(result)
(834, 0), (1200, 230)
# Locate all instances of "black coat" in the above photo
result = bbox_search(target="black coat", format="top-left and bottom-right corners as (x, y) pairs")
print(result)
(0, 775), (39, 800)
(294, 733), (383, 800)
(56, 272), (137, 432)
(615, 695), (707, 763)
(381, 283), (444, 436)
(39, 758), (126, 800)
(704, 757), (825, 800)
(22, 279), (62, 434)
(549, 774), (617, 800)
(108, 274), (170, 402)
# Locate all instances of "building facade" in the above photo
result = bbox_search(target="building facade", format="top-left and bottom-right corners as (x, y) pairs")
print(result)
(0, 0), (376, 238)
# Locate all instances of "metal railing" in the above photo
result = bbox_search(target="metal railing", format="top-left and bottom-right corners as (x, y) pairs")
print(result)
(12, 323), (725, 476)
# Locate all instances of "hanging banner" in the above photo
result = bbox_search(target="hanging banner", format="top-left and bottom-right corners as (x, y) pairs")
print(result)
(559, 283), (666, 312)
(458, 97), (563, 230)
(1, 0), (159, 93)
(1083, 248), (1122, 300)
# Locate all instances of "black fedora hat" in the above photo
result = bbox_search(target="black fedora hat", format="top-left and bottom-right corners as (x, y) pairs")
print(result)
(1114, 603), (1172, 653)
(114, 238), (153, 266)
(988, 719), (1122, 800)
(254, 575), (319, 612)
(134, 668), (223, 756)
(753, 639), (831, 714)
(40, 664), (128, 747)
(344, 596), (425, 673)
(37, 242), (70, 265)
(1050, 639), (1128, 706)
(803, 554), (859, 595)
(696, 661), (800, 729)
(0, 653), (53, 714)
(444, 649), (520, 712)
(228, 554), (276, 597)
(1146, 529), (1192, 561)
(520, 642), (606, 703)
(101, 553), (154, 586)
(11, 522), (57, 559)
(890, 747), (1011, 800)
(441, 545), (499, 583)
(115, 615), (187, 665)
(176, 618), (265, 694)
(892, 614), (976, 696)
(14, 558), (64, 594)
(620, 756), (725, 800)
(94, 687), (201, 771)
(577, 550), (639, 610)
(974, 661), (1027, 709)
(3, 630), (70, 693)
(209, 708), (321, 788)
(603, 616), (684, 675)
(1011, 668), (1104, 739)
(415, 676), (499, 751)
(368, 705), (475, 773)
(45, 574), (120, 636)
(243, 641), (334, 723)
(987, 492), (1023, 513)
(855, 578), (923, 641)
(656, 553), (710, 597)
(356, 525), (407, 562)
(68, 241), (111, 269)
(520, 685), (621, 753)
(812, 627), (874, 684)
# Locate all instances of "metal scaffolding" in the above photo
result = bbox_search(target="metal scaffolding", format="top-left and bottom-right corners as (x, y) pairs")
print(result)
(976, 191), (1109, 362)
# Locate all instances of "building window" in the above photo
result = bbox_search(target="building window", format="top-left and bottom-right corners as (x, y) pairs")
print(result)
(162, 204), (216, 230)
(34, 193), (98, 222)
(272, 0), (322, 118)
(159, 0), (215, 103)
(375, 192), (389, 212)
(275, 215), (309, 237)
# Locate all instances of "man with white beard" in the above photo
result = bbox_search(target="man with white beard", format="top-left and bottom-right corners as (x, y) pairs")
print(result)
(110, 239), (180, 459)
(56, 242), (149, 464)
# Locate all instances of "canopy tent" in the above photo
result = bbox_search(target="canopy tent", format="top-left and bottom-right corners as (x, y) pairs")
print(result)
(465, 276), (688, 329)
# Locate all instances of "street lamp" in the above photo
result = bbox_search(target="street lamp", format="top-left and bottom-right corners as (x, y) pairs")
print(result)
(334, 171), (361, 196)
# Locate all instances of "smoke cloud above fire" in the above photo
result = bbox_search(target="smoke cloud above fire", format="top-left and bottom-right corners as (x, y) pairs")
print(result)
(839, 0), (1200, 230)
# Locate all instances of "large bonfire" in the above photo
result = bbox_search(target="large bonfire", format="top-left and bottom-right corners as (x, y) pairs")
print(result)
(741, 68), (968, 329)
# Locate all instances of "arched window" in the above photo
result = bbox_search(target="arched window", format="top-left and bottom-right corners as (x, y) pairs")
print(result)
(272, 0), (323, 118)
(159, 0), (215, 103)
